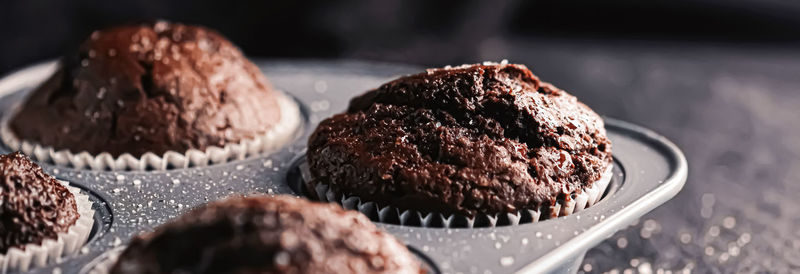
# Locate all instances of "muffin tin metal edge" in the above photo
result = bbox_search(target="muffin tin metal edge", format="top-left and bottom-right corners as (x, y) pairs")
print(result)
(520, 120), (688, 273)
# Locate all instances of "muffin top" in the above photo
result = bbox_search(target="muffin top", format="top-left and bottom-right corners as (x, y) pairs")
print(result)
(110, 195), (424, 274)
(10, 21), (282, 157)
(0, 152), (79, 252)
(307, 63), (612, 217)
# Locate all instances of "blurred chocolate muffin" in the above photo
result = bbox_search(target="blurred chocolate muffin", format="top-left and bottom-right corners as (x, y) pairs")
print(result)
(8, 21), (298, 157)
(110, 195), (424, 274)
(0, 151), (79, 253)
(307, 63), (612, 218)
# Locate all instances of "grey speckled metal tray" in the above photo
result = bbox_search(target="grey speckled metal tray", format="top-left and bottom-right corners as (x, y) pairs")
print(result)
(0, 60), (687, 274)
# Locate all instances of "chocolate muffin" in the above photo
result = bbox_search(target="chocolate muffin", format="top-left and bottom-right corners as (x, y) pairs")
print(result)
(7, 21), (298, 158)
(0, 151), (79, 253)
(307, 63), (613, 219)
(110, 195), (424, 274)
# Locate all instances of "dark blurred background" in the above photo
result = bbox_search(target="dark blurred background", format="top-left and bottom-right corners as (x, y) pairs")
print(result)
(4, 1), (800, 273)
(4, 0), (800, 73)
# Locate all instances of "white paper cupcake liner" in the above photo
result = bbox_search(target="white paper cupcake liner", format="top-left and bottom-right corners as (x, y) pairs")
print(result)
(302, 163), (614, 228)
(81, 246), (125, 274)
(0, 181), (95, 272)
(1, 92), (301, 171)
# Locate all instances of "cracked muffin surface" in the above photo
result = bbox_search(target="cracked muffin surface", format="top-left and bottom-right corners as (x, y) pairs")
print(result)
(9, 21), (282, 157)
(110, 195), (425, 274)
(307, 63), (612, 217)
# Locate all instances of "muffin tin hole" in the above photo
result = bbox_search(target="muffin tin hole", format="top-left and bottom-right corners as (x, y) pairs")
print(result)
(287, 156), (624, 228)
(70, 182), (114, 246)
(407, 245), (442, 274)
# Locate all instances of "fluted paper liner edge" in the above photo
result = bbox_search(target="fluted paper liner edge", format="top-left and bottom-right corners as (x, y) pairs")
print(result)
(1, 93), (301, 171)
(302, 163), (614, 228)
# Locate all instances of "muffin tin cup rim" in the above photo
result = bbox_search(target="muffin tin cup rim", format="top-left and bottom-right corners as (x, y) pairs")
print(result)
(79, 246), (124, 274)
(0, 60), (58, 99)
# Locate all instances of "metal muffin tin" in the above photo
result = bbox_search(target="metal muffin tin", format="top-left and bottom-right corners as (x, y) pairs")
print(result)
(0, 60), (687, 274)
